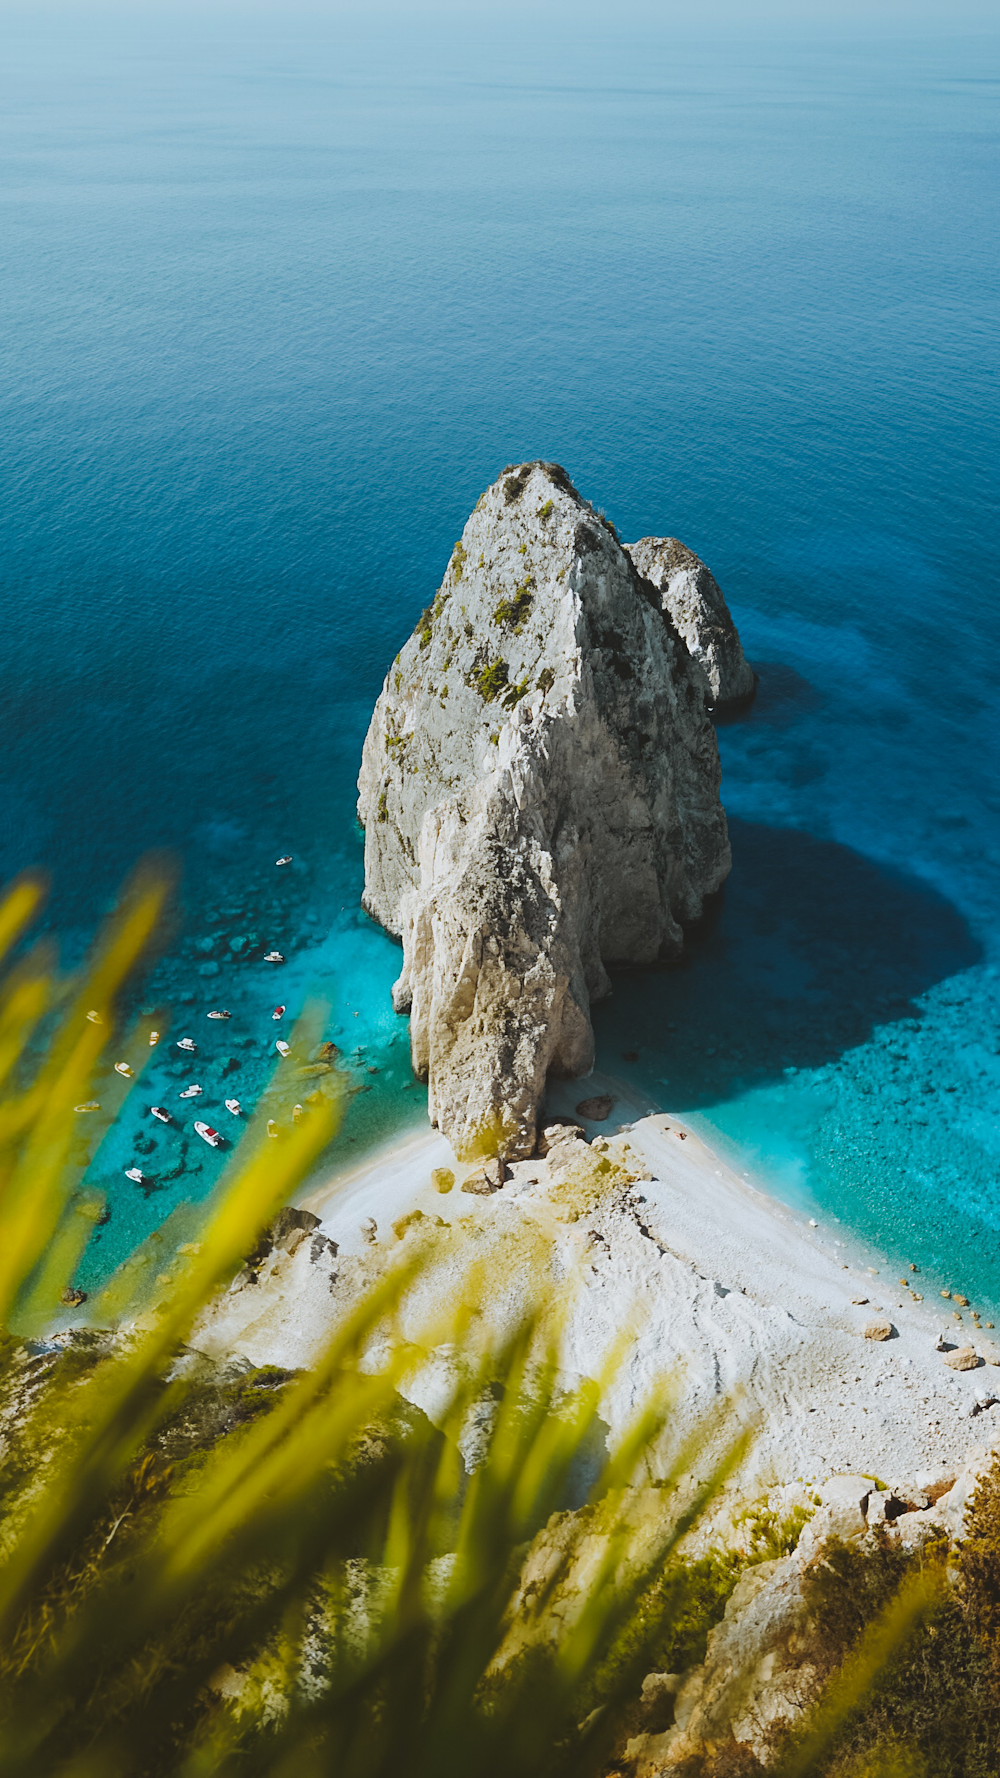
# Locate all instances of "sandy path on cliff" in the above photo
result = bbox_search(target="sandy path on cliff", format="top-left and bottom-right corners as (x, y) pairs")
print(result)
(191, 1082), (998, 1491)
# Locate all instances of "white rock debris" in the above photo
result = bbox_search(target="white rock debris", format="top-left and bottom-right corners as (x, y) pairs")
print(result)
(357, 462), (737, 1158)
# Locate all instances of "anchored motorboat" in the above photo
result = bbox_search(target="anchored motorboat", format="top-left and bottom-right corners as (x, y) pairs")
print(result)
(114, 1061), (134, 1078)
(276, 855), (293, 866)
(275, 1040), (290, 1057)
(179, 1084), (203, 1099)
(177, 1037), (197, 1052)
(292, 1103), (303, 1122)
(150, 1106), (171, 1124)
(194, 1121), (222, 1148)
(272, 1004), (286, 1020)
(149, 1030), (160, 1046)
(224, 1097), (242, 1115)
(207, 1010), (231, 1020)
(264, 949), (284, 964)
(86, 1010), (102, 1024)
(266, 1119), (278, 1138)
(74, 1101), (100, 1113)
(125, 1167), (144, 1183)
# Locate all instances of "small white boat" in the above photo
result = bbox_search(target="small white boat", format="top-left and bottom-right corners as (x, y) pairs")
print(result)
(177, 1037), (197, 1052)
(266, 1119), (279, 1138)
(292, 1103), (303, 1122)
(74, 1101), (100, 1113)
(206, 1010), (231, 1021)
(272, 1004), (286, 1020)
(275, 1039), (290, 1057)
(125, 1166), (144, 1183)
(264, 950), (284, 963)
(225, 1097), (242, 1115)
(276, 855), (293, 867)
(114, 1061), (134, 1078)
(86, 1010), (102, 1025)
(150, 1106), (171, 1124)
(179, 1084), (203, 1099)
(149, 1030), (160, 1046)
(194, 1120), (223, 1148)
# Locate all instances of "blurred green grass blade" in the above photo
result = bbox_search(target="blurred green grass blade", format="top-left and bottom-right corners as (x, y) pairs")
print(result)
(0, 952), (51, 1099)
(0, 1022), (105, 1326)
(16, 1199), (96, 1336)
(0, 874), (47, 971)
(0, 1257), (426, 1709)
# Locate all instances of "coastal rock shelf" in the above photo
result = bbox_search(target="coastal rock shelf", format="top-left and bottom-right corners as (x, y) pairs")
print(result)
(357, 461), (740, 1158)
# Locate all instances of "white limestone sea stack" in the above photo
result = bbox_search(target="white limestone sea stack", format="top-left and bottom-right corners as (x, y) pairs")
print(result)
(357, 461), (744, 1159)
(625, 535), (757, 710)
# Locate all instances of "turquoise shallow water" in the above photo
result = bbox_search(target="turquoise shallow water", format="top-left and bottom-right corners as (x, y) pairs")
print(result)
(1, 14), (998, 1301)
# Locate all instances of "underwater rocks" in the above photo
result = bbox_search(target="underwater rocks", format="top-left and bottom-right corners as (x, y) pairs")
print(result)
(625, 536), (756, 710)
(357, 461), (734, 1159)
(576, 1094), (615, 1121)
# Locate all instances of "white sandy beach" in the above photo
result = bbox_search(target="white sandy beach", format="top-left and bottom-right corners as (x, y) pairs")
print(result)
(192, 1076), (1000, 1491)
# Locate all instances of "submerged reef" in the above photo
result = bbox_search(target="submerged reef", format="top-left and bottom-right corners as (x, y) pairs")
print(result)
(358, 461), (749, 1159)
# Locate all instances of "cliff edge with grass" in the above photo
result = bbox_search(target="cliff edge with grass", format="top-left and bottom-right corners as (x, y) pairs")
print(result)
(357, 460), (740, 1158)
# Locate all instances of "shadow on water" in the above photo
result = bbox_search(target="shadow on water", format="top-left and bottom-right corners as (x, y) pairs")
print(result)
(713, 662), (824, 731)
(594, 818), (981, 1105)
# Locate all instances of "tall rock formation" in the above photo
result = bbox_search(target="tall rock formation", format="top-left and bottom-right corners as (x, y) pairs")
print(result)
(625, 536), (756, 710)
(357, 462), (734, 1159)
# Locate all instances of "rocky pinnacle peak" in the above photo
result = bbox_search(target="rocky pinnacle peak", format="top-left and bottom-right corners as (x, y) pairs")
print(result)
(625, 534), (756, 710)
(357, 461), (743, 1159)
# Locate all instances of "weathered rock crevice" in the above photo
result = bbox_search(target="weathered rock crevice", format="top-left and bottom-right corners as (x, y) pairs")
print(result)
(357, 462), (746, 1158)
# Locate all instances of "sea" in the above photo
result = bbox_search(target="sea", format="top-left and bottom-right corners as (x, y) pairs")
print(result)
(2, 12), (998, 1305)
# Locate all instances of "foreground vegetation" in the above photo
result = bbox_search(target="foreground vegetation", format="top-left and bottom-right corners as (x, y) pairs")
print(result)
(0, 868), (997, 1777)
(787, 1484), (1000, 1778)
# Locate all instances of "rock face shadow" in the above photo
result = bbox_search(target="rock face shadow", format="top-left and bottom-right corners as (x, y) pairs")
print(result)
(712, 661), (822, 730)
(592, 818), (981, 1105)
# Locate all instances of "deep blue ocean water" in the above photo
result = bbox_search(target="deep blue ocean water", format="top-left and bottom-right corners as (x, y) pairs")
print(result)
(2, 14), (998, 1303)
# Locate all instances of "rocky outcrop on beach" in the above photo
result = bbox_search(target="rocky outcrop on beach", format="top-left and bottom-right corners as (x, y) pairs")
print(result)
(626, 1446), (998, 1773)
(625, 536), (756, 710)
(357, 462), (733, 1159)
(500, 1439), (999, 1778)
